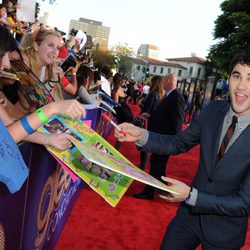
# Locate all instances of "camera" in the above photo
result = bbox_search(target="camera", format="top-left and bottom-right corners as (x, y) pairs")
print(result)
(60, 54), (77, 72)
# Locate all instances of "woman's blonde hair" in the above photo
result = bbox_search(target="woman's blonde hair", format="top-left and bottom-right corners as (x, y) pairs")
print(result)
(19, 29), (63, 101)
(19, 28), (61, 80)
(150, 75), (165, 101)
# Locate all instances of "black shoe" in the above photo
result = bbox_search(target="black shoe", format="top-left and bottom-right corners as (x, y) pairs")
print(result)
(133, 192), (154, 200)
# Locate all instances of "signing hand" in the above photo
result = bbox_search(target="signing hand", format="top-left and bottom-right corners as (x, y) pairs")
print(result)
(47, 133), (73, 151)
(159, 176), (191, 203)
(114, 122), (145, 142)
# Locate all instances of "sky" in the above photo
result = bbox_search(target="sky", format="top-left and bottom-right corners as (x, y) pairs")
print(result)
(39, 0), (224, 60)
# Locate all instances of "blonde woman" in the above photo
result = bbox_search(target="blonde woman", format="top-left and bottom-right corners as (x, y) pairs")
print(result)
(138, 75), (164, 170)
(0, 26), (86, 151)
(19, 28), (64, 101)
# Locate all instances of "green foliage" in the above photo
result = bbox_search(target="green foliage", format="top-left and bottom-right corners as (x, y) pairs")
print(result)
(91, 49), (116, 71)
(117, 55), (133, 75)
(207, 0), (250, 75)
(112, 43), (134, 75)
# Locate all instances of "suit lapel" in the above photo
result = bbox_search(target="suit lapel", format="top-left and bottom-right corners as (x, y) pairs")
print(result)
(207, 104), (230, 174)
(211, 123), (250, 175)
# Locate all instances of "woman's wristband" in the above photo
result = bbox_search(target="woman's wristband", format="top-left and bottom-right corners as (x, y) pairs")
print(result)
(20, 116), (35, 134)
(36, 108), (48, 124)
(49, 75), (61, 83)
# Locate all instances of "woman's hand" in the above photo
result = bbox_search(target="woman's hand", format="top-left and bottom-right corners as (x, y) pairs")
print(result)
(51, 64), (64, 82)
(114, 122), (145, 142)
(47, 100), (86, 119)
(66, 61), (79, 75)
(46, 133), (73, 151)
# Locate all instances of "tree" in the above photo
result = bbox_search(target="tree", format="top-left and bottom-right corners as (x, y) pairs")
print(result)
(207, 0), (250, 75)
(112, 43), (135, 75)
(91, 49), (116, 71)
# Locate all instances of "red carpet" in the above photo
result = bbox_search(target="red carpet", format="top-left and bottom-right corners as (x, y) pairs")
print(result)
(56, 104), (250, 250)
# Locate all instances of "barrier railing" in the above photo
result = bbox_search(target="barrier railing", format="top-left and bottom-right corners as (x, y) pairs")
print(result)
(0, 105), (115, 249)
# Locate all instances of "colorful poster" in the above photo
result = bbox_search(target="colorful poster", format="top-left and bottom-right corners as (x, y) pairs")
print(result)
(71, 139), (179, 195)
(38, 115), (133, 207)
(10, 59), (54, 108)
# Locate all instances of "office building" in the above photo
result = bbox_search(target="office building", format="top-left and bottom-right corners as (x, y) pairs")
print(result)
(137, 44), (160, 59)
(69, 18), (110, 50)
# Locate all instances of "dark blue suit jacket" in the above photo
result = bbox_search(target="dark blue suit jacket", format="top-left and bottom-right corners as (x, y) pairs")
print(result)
(148, 88), (185, 135)
(142, 100), (250, 248)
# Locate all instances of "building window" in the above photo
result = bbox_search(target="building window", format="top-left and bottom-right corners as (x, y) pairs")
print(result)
(197, 67), (201, 77)
(160, 67), (164, 74)
(178, 70), (182, 77)
(189, 66), (193, 76)
(168, 68), (171, 73)
(137, 65), (141, 71)
(153, 66), (157, 73)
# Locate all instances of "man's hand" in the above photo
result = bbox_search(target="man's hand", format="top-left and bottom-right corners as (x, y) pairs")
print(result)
(114, 123), (145, 142)
(159, 176), (191, 203)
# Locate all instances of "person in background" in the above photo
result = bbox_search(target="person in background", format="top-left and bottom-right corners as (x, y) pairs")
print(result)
(86, 70), (102, 94)
(125, 79), (133, 103)
(132, 81), (140, 105)
(75, 64), (99, 106)
(133, 73), (185, 200)
(100, 65), (113, 96)
(112, 73), (133, 124)
(140, 76), (164, 114)
(139, 82), (150, 108)
(0, 25), (86, 151)
(19, 28), (64, 102)
(137, 75), (164, 170)
(57, 45), (78, 97)
(0, 4), (21, 30)
(112, 73), (133, 149)
(0, 25), (86, 194)
(92, 70), (102, 89)
(114, 50), (250, 250)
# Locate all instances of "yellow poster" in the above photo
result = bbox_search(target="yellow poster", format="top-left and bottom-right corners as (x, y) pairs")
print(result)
(38, 115), (133, 207)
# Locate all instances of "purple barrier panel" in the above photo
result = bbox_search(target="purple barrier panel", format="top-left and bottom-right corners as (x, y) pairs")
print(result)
(0, 107), (114, 250)
(0, 142), (31, 250)
(81, 107), (114, 139)
(94, 109), (114, 139)
(82, 107), (100, 130)
(21, 144), (84, 250)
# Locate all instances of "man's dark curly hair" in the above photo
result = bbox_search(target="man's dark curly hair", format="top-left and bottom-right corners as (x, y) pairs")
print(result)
(229, 50), (250, 74)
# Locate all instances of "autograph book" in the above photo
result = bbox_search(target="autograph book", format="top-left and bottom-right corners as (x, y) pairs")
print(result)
(71, 138), (179, 195)
(38, 115), (133, 207)
(10, 59), (54, 108)
(38, 115), (178, 207)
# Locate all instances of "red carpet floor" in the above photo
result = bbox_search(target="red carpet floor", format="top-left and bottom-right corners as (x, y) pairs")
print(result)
(56, 104), (250, 250)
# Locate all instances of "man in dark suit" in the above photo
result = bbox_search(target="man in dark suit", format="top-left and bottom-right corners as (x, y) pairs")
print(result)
(133, 73), (185, 200)
(115, 50), (250, 249)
